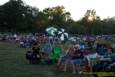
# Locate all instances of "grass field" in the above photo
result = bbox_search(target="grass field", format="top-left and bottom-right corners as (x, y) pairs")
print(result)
(0, 41), (91, 77)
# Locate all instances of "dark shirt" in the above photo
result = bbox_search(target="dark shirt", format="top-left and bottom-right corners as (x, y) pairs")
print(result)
(72, 49), (84, 59)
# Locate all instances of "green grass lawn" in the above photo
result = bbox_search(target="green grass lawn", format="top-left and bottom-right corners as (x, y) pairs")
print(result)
(0, 41), (90, 77)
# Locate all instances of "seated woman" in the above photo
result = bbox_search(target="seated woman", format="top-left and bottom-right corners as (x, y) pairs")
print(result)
(57, 46), (84, 74)
(56, 46), (74, 71)
(70, 47), (84, 74)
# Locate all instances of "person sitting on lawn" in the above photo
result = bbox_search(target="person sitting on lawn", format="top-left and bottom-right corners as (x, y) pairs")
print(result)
(26, 51), (33, 63)
(26, 42), (41, 64)
(106, 62), (115, 72)
(56, 46), (74, 71)
(69, 46), (84, 74)
(92, 60), (111, 77)
(31, 42), (41, 64)
(57, 45), (84, 74)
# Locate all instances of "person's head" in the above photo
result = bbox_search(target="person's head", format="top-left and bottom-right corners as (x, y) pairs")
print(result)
(74, 46), (79, 51)
(74, 44), (80, 49)
(107, 48), (113, 54)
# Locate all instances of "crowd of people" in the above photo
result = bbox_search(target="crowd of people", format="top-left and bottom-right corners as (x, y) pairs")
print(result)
(24, 34), (115, 76)
(0, 33), (115, 76)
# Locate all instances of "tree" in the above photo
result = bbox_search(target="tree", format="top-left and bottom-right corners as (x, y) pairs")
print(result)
(42, 6), (71, 28)
(35, 11), (49, 32)
(0, 0), (39, 32)
(81, 9), (100, 35)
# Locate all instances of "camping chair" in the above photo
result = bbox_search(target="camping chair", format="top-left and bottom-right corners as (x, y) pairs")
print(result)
(86, 53), (99, 72)
(72, 58), (85, 73)
(110, 54), (115, 62)
(50, 47), (62, 63)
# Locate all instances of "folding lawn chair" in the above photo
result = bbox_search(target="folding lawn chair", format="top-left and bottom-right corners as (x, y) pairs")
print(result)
(50, 47), (62, 63)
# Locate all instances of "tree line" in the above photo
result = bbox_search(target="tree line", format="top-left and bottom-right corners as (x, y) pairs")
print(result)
(0, 0), (115, 35)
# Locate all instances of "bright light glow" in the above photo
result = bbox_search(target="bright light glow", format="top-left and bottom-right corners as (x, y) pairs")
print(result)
(0, 0), (115, 20)
(88, 16), (93, 21)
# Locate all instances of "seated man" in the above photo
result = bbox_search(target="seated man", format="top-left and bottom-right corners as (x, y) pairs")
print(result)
(106, 62), (115, 72)
(26, 42), (41, 64)
(92, 60), (113, 77)
(31, 47), (41, 64)
(104, 54), (115, 72)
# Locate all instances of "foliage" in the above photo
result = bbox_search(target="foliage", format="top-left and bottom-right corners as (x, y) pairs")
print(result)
(0, 0), (39, 33)
(0, 0), (115, 34)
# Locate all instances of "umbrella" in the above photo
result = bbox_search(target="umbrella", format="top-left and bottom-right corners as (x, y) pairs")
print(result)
(46, 27), (57, 36)
(58, 28), (68, 41)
